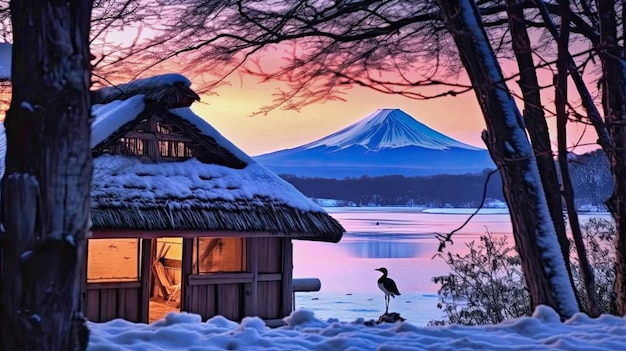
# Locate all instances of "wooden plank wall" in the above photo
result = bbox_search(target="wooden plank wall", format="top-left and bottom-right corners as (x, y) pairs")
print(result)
(281, 239), (294, 316)
(85, 284), (142, 322)
(181, 237), (290, 321)
(257, 237), (284, 319)
(217, 284), (243, 320)
(245, 238), (259, 317)
(257, 281), (280, 318)
(186, 283), (244, 321)
(257, 237), (282, 273)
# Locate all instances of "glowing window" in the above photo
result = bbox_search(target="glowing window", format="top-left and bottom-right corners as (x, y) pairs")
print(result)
(87, 239), (140, 282)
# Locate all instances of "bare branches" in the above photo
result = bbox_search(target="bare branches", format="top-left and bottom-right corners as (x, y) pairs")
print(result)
(91, 0), (606, 119)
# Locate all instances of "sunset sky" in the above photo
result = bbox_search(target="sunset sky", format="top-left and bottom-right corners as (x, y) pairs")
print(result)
(191, 73), (598, 157)
(1, 31), (601, 159)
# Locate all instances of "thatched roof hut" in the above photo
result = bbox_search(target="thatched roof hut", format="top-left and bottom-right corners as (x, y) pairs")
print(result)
(1, 73), (345, 324)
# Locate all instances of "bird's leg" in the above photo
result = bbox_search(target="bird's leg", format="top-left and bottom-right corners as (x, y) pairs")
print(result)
(385, 296), (389, 314)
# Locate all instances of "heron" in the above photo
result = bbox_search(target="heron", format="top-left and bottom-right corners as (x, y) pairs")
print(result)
(375, 267), (401, 314)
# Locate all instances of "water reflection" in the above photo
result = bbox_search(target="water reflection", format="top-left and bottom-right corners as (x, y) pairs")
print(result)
(343, 239), (437, 258)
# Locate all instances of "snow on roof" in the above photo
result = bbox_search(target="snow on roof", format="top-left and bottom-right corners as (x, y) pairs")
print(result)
(90, 154), (345, 239)
(94, 73), (192, 104)
(88, 306), (626, 350)
(91, 95), (145, 147)
(169, 107), (253, 164)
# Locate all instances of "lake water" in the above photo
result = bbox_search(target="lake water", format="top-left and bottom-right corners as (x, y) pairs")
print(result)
(292, 207), (611, 325)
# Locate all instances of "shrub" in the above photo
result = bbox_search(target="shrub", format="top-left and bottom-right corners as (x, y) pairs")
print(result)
(430, 230), (530, 325)
(570, 218), (615, 315)
(430, 218), (616, 325)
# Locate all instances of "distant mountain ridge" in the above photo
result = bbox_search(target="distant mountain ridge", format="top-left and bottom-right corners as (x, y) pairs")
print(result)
(254, 108), (495, 178)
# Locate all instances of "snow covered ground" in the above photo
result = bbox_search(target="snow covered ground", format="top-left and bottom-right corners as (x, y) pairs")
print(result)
(88, 306), (626, 350)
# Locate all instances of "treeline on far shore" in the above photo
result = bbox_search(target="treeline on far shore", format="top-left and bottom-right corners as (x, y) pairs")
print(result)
(280, 169), (505, 207)
(279, 150), (614, 208)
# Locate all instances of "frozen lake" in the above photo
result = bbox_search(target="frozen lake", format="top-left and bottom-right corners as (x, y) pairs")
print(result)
(293, 207), (611, 325)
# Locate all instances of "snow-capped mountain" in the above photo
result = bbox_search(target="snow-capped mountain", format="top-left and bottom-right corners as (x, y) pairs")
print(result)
(302, 108), (482, 151)
(254, 108), (495, 178)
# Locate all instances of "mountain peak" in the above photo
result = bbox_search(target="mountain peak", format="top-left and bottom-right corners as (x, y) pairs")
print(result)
(253, 108), (494, 178)
(303, 108), (482, 151)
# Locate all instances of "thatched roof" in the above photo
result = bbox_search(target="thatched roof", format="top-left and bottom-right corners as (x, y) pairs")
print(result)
(92, 74), (200, 108)
(88, 74), (344, 242)
(90, 155), (344, 241)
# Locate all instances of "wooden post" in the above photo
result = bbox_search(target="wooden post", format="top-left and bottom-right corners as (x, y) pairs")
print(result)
(145, 115), (159, 162)
(80, 238), (89, 318)
(140, 239), (152, 323)
(181, 238), (194, 313)
(281, 239), (293, 316)
(245, 238), (258, 317)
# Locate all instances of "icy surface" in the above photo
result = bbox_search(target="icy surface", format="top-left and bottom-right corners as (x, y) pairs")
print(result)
(303, 109), (483, 151)
(88, 307), (626, 350)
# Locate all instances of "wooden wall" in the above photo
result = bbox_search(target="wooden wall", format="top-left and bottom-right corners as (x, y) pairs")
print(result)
(185, 276), (246, 321)
(181, 237), (293, 322)
(85, 282), (142, 322)
(256, 237), (283, 319)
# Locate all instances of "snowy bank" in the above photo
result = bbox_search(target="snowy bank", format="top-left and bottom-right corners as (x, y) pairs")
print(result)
(88, 306), (626, 350)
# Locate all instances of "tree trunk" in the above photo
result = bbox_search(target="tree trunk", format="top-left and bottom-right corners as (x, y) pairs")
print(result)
(504, 0), (577, 296)
(595, 0), (626, 316)
(555, 0), (600, 317)
(0, 1), (93, 350)
(436, 0), (578, 319)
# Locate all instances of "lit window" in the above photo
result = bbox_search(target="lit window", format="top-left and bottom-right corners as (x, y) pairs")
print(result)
(119, 137), (144, 156)
(158, 140), (195, 158)
(87, 239), (140, 282)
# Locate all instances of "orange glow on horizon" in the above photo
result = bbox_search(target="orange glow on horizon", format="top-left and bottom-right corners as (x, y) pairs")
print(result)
(192, 77), (601, 157)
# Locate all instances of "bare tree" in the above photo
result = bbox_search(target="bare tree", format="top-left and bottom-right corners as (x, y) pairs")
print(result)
(504, 0), (579, 305)
(436, 0), (578, 318)
(595, 0), (626, 315)
(102, 0), (624, 317)
(554, 0), (599, 316)
(0, 1), (93, 350)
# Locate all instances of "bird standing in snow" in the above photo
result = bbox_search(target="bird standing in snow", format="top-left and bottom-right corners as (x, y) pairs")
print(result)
(375, 267), (401, 314)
